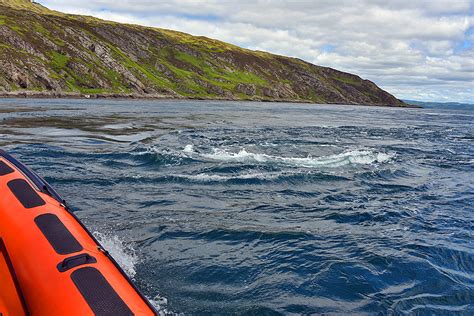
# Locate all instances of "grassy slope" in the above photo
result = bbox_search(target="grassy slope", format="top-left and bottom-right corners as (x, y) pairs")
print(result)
(0, 0), (406, 106)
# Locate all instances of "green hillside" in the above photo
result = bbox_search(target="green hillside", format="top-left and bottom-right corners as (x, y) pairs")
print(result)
(0, 0), (406, 105)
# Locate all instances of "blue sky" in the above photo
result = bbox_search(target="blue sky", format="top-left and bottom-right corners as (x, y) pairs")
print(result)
(38, 0), (474, 103)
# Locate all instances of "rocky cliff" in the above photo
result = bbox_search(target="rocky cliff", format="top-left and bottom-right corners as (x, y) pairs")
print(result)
(0, 0), (407, 106)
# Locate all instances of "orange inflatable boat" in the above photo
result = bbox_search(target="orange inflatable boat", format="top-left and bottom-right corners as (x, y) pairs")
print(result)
(0, 150), (157, 315)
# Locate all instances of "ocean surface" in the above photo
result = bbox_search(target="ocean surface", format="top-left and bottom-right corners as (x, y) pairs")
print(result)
(1, 99), (473, 314)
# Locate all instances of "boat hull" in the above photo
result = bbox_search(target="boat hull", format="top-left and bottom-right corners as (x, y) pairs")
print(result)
(0, 150), (156, 315)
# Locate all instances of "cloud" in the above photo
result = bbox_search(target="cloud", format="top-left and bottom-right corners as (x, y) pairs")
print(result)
(38, 0), (474, 103)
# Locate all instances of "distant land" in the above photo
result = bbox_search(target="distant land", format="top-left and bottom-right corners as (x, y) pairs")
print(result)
(404, 100), (474, 110)
(0, 0), (408, 106)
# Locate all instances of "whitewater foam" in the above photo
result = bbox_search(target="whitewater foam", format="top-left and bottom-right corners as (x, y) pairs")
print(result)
(183, 144), (194, 153)
(201, 148), (393, 168)
(174, 171), (284, 182)
(93, 232), (171, 313)
(147, 295), (171, 315)
(134, 145), (193, 166)
(93, 232), (139, 278)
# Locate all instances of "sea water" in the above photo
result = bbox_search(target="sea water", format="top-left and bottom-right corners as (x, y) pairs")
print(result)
(0, 99), (472, 314)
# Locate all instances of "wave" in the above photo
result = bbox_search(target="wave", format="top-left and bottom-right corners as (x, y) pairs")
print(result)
(93, 232), (139, 279)
(131, 145), (393, 173)
(172, 171), (349, 183)
(173, 171), (284, 182)
(132, 146), (193, 166)
(92, 232), (171, 313)
(199, 147), (394, 168)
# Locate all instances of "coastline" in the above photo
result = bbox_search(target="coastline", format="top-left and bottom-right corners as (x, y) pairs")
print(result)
(0, 91), (421, 108)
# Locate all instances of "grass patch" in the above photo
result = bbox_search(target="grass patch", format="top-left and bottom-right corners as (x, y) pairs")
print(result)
(50, 51), (69, 71)
(223, 70), (267, 85)
(33, 22), (50, 36)
(33, 22), (66, 46)
(103, 68), (124, 90)
(161, 30), (239, 53)
(307, 89), (325, 103)
(334, 75), (360, 85)
(53, 38), (66, 46)
(170, 48), (268, 91)
(8, 25), (26, 34)
(362, 90), (378, 99)
(78, 88), (108, 94)
(109, 45), (172, 89)
(0, 0), (64, 15)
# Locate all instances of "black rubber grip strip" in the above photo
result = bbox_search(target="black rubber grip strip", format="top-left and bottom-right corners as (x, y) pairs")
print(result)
(0, 161), (14, 176)
(35, 213), (83, 255)
(0, 149), (65, 204)
(71, 267), (133, 316)
(7, 179), (46, 209)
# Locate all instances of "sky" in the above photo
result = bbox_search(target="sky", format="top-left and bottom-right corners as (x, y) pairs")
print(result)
(37, 0), (474, 103)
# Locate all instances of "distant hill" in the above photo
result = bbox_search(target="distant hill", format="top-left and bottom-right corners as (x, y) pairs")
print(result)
(0, 0), (407, 106)
(404, 100), (474, 110)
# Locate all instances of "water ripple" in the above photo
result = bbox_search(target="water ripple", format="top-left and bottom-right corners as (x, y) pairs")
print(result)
(1, 99), (473, 314)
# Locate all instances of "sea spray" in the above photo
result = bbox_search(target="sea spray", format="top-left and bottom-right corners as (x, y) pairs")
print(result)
(93, 232), (139, 278)
(92, 232), (172, 314)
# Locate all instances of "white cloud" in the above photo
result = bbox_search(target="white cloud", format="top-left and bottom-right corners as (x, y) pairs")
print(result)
(38, 0), (474, 103)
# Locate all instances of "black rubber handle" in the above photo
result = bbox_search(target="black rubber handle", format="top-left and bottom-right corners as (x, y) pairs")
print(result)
(57, 253), (97, 272)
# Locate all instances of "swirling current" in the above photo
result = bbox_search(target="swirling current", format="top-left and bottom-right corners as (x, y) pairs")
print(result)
(1, 99), (473, 314)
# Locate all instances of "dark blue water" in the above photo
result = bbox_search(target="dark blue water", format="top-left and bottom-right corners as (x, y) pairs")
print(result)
(1, 99), (473, 314)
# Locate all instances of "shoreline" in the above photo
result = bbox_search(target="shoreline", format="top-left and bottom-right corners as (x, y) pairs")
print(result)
(0, 91), (421, 108)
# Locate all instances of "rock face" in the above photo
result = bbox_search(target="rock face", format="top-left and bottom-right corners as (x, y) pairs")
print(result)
(0, 0), (407, 106)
